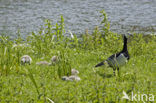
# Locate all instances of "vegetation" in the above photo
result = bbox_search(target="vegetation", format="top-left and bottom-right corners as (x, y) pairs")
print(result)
(0, 11), (155, 103)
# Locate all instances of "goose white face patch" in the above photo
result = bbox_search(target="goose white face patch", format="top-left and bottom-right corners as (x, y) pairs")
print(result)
(115, 53), (127, 66)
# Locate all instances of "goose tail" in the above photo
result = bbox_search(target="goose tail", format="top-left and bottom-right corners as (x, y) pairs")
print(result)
(95, 61), (105, 67)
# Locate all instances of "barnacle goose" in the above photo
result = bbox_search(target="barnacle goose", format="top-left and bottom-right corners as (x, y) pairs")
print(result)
(95, 34), (131, 75)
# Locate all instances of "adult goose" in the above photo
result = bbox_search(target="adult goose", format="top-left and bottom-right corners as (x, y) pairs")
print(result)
(95, 34), (131, 76)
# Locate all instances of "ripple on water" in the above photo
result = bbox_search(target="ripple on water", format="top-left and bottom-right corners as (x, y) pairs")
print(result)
(0, 0), (155, 38)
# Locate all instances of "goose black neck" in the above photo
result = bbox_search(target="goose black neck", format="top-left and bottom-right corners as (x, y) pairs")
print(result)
(122, 35), (127, 52)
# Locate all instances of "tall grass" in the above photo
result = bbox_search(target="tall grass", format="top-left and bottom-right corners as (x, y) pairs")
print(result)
(0, 11), (155, 102)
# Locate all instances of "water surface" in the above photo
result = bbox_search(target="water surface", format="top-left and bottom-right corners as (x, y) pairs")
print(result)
(0, 0), (155, 38)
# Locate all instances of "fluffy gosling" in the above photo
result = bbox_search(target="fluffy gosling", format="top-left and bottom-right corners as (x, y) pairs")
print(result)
(62, 69), (81, 81)
(21, 55), (32, 65)
(62, 75), (81, 81)
(36, 61), (51, 65)
(68, 75), (81, 81)
(51, 56), (58, 63)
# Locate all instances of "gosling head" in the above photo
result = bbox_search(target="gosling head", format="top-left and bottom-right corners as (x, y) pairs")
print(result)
(71, 69), (79, 75)
(62, 76), (69, 81)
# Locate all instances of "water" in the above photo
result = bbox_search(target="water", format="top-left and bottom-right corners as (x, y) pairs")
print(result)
(0, 0), (156, 38)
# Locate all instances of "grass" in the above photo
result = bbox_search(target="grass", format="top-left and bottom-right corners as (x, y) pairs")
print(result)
(0, 11), (156, 103)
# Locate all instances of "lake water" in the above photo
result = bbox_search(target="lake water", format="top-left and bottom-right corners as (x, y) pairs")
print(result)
(0, 0), (155, 38)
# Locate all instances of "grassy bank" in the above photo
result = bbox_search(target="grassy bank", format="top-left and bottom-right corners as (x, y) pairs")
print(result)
(0, 11), (156, 103)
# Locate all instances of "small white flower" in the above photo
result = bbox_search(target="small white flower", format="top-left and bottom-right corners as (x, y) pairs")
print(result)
(12, 44), (18, 48)
(21, 55), (32, 65)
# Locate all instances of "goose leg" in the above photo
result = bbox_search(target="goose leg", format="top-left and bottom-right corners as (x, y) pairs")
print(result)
(113, 67), (119, 76)
(113, 68), (116, 76)
(117, 68), (120, 76)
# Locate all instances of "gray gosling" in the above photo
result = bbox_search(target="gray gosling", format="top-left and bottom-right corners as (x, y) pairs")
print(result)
(21, 55), (32, 65)
(36, 61), (51, 65)
(62, 69), (81, 81)
(36, 56), (58, 66)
